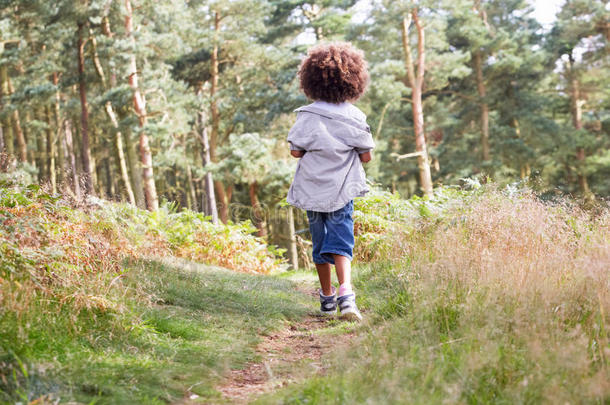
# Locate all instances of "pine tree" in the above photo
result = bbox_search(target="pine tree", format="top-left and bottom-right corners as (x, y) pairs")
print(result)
(351, 0), (470, 196)
(547, 0), (609, 196)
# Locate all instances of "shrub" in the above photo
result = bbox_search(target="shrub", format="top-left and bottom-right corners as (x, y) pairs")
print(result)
(0, 181), (283, 323)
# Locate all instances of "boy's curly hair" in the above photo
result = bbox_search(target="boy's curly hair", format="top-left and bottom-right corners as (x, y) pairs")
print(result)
(298, 42), (369, 103)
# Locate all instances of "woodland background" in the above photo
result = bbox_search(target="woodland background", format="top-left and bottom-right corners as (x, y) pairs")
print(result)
(1, 1), (609, 402)
(0, 0), (608, 260)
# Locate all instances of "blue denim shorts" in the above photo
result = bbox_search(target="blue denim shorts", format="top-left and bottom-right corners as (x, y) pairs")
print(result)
(306, 200), (354, 265)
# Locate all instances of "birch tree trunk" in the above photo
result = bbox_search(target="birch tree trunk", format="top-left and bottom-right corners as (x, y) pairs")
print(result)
(401, 10), (433, 197)
(210, 11), (229, 223)
(196, 91), (219, 224)
(64, 119), (81, 198)
(125, 0), (158, 211)
(76, 21), (95, 195)
(287, 206), (298, 270)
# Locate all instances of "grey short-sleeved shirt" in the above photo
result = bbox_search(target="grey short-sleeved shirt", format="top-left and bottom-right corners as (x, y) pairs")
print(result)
(286, 103), (375, 213)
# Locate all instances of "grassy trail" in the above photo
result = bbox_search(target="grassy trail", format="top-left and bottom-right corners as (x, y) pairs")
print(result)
(122, 260), (346, 405)
(2, 258), (352, 404)
(214, 280), (359, 404)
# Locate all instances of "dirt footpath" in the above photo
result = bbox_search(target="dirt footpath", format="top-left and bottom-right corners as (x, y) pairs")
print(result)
(216, 288), (357, 403)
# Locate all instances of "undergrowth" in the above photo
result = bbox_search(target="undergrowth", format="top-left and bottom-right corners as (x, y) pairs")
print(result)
(262, 184), (610, 404)
(0, 179), (287, 403)
(2, 176), (609, 403)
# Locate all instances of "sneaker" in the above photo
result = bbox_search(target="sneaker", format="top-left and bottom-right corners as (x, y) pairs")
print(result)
(337, 293), (362, 321)
(319, 288), (337, 316)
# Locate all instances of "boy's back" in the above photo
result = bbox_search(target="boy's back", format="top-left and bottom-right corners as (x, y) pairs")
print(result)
(287, 102), (375, 213)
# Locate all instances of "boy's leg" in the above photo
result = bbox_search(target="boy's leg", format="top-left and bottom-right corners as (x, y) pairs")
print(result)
(320, 201), (361, 320)
(334, 254), (361, 321)
(333, 254), (353, 296)
(307, 210), (335, 298)
(316, 262), (333, 296)
(320, 201), (354, 282)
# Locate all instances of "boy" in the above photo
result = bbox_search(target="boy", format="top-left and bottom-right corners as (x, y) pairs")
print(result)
(287, 42), (374, 321)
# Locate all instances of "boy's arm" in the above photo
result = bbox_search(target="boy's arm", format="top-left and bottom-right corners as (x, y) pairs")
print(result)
(359, 151), (372, 163)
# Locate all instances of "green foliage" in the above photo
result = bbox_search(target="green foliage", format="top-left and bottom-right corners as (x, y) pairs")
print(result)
(1, 0), (608, 220)
(210, 132), (276, 185)
(353, 185), (475, 262)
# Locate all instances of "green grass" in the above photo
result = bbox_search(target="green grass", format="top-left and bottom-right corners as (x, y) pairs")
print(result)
(257, 260), (609, 404)
(0, 259), (313, 404)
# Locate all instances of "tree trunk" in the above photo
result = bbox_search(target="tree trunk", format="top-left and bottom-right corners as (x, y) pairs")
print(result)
(91, 129), (102, 196)
(210, 12), (221, 159)
(124, 127), (146, 208)
(287, 206), (298, 270)
(209, 11), (229, 223)
(401, 11), (433, 197)
(11, 108), (26, 163)
(106, 103), (136, 205)
(92, 22), (137, 205)
(77, 21), (95, 195)
(0, 65), (14, 157)
(103, 140), (116, 199)
(196, 97), (218, 224)
(186, 163), (197, 211)
(45, 106), (57, 193)
(5, 75), (27, 163)
(72, 113), (83, 175)
(226, 184), (233, 206)
(37, 110), (48, 181)
(24, 111), (35, 165)
(52, 72), (65, 187)
(125, 0), (158, 211)
(568, 54), (589, 195)
(473, 50), (490, 162)
(214, 180), (229, 223)
(0, 119), (12, 156)
(63, 119), (81, 198)
(248, 181), (267, 237)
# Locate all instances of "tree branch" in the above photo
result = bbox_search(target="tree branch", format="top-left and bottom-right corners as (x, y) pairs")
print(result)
(401, 14), (416, 89)
(413, 9), (425, 86)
